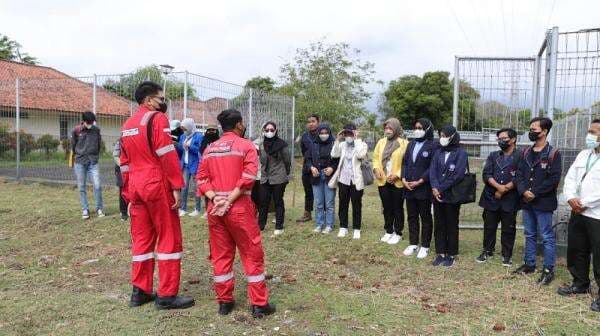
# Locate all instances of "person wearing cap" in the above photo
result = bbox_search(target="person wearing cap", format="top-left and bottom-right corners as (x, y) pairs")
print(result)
(176, 118), (204, 217)
(196, 108), (275, 318)
(170, 119), (183, 143)
(430, 125), (468, 268)
(372, 118), (409, 245)
(256, 121), (291, 236)
(328, 123), (368, 240)
(402, 118), (438, 259)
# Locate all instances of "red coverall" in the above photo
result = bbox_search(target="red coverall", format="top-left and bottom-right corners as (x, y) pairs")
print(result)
(119, 106), (185, 297)
(196, 131), (269, 306)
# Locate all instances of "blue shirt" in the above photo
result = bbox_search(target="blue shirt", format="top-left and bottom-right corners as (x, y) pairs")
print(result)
(412, 141), (425, 163)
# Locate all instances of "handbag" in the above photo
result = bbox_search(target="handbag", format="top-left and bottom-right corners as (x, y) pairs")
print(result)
(446, 160), (476, 204)
(360, 153), (375, 186)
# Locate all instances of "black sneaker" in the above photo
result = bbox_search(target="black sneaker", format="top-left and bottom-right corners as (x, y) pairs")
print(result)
(120, 213), (129, 222)
(475, 251), (492, 263)
(443, 255), (455, 267)
(502, 256), (513, 267)
(557, 284), (590, 296)
(512, 264), (536, 275)
(432, 254), (445, 266)
(591, 299), (600, 312)
(251, 303), (276, 318)
(129, 286), (155, 307)
(537, 268), (555, 285)
(155, 295), (195, 310)
(218, 301), (235, 315)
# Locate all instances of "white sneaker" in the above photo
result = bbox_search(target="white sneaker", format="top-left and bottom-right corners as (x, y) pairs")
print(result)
(403, 245), (419, 256)
(82, 210), (90, 220)
(179, 209), (187, 217)
(273, 229), (284, 236)
(337, 228), (348, 238)
(96, 209), (105, 218)
(322, 227), (333, 234)
(416, 247), (430, 259)
(353, 230), (361, 240)
(201, 212), (208, 219)
(272, 218), (276, 224)
(313, 227), (322, 233)
(188, 210), (201, 217)
(387, 233), (401, 245)
(380, 233), (392, 242)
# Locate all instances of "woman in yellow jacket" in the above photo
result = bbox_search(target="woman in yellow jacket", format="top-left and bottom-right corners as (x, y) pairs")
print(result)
(372, 118), (409, 245)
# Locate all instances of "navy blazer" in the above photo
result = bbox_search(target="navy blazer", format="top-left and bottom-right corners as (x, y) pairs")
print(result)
(515, 143), (562, 212)
(478, 150), (520, 212)
(430, 147), (468, 203)
(303, 139), (339, 185)
(402, 139), (438, 200)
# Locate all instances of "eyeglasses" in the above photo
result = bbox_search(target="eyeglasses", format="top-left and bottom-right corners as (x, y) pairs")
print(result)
(264, 128), (276, 132)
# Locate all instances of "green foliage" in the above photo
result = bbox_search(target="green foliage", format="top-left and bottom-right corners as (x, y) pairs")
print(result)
(245, 76), (277, 92)
(0, 34), (38, 64)
(0, 122), (10, 156)
(278, 40), (377, 130)
(102, 65), (196, 101)
(36, 134), (60, 158)
(383, 71), (454, 129)
(7, 130), (37, 155)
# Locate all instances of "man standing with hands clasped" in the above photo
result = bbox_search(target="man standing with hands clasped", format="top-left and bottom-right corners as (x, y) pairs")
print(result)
(558, 119), (600, 312)
(196, 109), (275, 318)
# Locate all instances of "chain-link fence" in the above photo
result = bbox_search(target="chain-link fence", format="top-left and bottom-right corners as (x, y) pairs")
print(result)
(0, 66), (295, 187)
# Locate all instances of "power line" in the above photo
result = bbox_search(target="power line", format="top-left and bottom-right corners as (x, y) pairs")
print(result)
(447, 0), (475, 54)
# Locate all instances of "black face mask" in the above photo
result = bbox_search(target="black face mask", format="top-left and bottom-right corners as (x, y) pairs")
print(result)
(158, 102), (168, 113)
(498, 139), (511, 150)
(528, 131), (541, 142)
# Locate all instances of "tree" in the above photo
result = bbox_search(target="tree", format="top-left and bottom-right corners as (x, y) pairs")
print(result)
(102, 65), (196, 101)
(36, 134), (60, 158)
(278, 40), (377, 130)
(0, 34), (38, 64)
(383, 71), (454, 129)
(245, 76), (277, 92)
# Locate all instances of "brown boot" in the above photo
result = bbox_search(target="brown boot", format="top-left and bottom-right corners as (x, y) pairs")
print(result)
(296, 211), (311, 223)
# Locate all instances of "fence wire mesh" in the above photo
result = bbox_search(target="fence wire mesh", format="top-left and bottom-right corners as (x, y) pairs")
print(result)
(0, 68), (294, 187)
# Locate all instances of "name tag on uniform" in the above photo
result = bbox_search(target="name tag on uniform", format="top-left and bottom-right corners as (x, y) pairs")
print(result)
(422, 151), (429, 158)
(511, 170), (516, 176)
(122, 128), (139, 137)
(541, 161), (548, 169)
(449, 164), (456, 172)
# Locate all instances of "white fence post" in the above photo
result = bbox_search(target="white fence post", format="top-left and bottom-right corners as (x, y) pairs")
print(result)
(452, 56), (460, 128)
(92, 74), (97, 114)
(183, 71), (188, 119)
(15, 78), (20, 180)
(248, 88), (254, 138)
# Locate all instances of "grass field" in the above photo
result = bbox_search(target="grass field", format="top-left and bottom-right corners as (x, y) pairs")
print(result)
(1, 178), (599, 336)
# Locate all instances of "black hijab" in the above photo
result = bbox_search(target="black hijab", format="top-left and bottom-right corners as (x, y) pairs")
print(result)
(439, 125), (461, 152)
(262, 121), (288, 155)
(200, 128), (220, 155)
(415, 118), (434, 142)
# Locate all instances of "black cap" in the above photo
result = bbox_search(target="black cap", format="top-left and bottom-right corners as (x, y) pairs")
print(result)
(343, 123), (357, 131)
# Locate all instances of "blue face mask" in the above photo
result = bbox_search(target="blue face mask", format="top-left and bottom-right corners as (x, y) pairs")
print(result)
(586, 133), (599, 149)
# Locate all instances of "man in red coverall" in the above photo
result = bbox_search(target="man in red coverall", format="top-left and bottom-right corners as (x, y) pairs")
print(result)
(196, 109), (276, 318)
(119, 81), (194, 310)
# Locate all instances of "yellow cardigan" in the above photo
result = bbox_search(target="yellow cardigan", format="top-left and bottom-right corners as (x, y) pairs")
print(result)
(372, 137), (409, 188)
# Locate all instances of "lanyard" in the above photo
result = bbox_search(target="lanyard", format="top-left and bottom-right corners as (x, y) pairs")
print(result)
(583, 152), (600, 180)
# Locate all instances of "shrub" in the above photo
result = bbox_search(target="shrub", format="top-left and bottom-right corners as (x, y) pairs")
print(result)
(37, 134), (60, 158)
(0, 123), (10, 157)
(9, 130), (36, 155)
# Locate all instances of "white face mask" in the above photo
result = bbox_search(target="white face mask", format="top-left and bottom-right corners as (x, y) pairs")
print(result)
(345, 136), (354, 144)
(319, 134), (330, 142)
(263, 131), (275, 139)
(586, 133), (599, 149)
(440, 137), (450, 147)
(84, 123), (93, 129)
(413, 129), (425, 138)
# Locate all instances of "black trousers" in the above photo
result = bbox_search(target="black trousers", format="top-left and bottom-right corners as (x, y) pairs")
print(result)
(338, 182), (364, 230)
(567, 213), (600, 289)
(482, 209), (517, 258)
(251, 180), (261, 209)
(258, 182), (287, 230)
(378, 183), (404, 235)
(118, 187), (128, 216)
(406, 198), (433, 248)
(301, 173), (314, 212)
(433, 202), (461, 256)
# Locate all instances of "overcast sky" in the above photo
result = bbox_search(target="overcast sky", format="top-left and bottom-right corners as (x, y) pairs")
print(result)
(1, 0), (599, 111)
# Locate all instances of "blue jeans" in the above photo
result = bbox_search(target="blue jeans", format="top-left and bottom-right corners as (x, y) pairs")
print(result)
(522, 209), (556, 269)
(74, 162), (103, 211)
(312, 175), (335, 230)
(181, 165), (202, 212)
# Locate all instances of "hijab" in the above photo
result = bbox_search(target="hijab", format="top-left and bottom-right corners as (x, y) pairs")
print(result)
(415, 118), (434, 142)
(200, 127), (219, 155)
(382, 118), (403, 169)
(262, 121), (288, 156)
(439, 125), (461, 152)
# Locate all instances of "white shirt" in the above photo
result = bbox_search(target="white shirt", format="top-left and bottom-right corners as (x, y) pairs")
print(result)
(444, 152), (451, 164)
(563, 148), (600, 220)
(183, 136), (193, 165)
